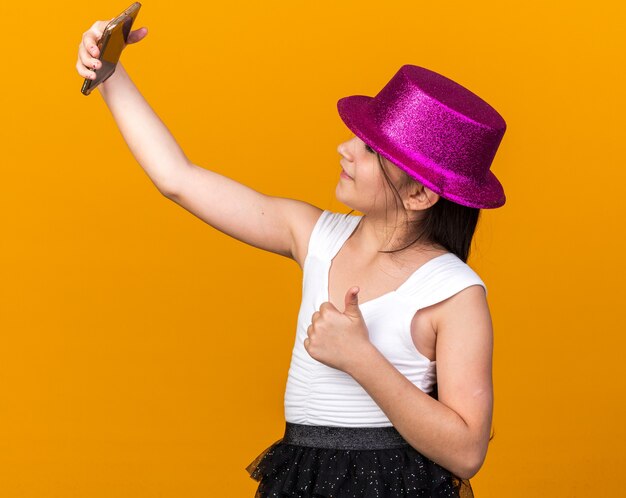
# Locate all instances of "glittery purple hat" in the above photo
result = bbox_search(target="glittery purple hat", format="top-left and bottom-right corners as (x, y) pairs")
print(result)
(337, 65), (507, 208)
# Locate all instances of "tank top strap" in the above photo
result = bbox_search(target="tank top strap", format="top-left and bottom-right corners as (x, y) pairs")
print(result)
(307, 210), (363, 261)
(397, 253), (488, 308)
(394, 255), (488, 351)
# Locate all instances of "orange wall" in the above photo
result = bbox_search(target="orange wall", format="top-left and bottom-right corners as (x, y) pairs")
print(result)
(1, 0), (624, 496)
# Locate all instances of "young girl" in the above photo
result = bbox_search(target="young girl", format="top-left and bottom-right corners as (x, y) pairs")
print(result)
(77, 19), (505, 498)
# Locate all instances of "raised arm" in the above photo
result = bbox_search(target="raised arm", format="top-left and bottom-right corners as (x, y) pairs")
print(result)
(162, 163), (322, 265)
(77, 21), (323, 267)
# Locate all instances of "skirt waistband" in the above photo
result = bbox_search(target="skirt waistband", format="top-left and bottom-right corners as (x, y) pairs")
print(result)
(282, 422), (411, 450)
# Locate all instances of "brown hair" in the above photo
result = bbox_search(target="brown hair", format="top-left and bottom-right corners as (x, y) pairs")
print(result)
(372, 152), (482, 263)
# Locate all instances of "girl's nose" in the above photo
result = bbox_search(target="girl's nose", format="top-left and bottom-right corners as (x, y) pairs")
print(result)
(337, 140), (351, 159)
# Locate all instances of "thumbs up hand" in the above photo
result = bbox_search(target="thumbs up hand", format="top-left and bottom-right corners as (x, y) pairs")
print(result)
(304, 286), (373, 374)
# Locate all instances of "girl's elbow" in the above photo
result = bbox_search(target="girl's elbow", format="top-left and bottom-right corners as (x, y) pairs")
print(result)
(453, 427), (490, 480)
(455, 448), (487, 480)
(455, 462), (480, 481)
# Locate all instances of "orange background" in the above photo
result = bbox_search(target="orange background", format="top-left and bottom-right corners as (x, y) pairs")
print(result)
(1, 0), (624, 496)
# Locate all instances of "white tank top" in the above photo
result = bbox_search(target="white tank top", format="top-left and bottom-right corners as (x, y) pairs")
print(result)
(283, 210), (488, 427)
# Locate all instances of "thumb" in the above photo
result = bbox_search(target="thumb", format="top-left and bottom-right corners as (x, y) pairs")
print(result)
(343, 286), (362, 318)
(127, 26), (149, 44)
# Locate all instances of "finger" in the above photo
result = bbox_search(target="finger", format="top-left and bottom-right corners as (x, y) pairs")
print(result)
(345, 286), (359, 305)
(83, 20), (110, 57)
(319, 301), (336, 313)
(81, 38), (100, 62)
(76, 59), (96, 79)
(91, 19), (112, 37)
(311, 311), (320, 323)
(127, 26), (148, 44)
(304, 337), (310, 350)
(343, 286), (361, 317)
(307, 324), (319, 342)
(82, 28), (102, 57)
(77, 42), (101, 71)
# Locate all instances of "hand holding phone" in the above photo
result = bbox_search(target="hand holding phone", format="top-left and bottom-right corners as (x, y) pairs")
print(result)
(78, 2), (145, 95)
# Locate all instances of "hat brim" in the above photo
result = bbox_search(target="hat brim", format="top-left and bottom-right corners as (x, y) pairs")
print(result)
(337, 95), (506, 209)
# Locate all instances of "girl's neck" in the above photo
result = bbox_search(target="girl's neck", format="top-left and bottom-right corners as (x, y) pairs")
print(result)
(350, 213), (446, 261)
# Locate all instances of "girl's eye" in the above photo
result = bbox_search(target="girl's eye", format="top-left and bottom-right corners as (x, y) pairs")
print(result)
(365, 144), (375, 154)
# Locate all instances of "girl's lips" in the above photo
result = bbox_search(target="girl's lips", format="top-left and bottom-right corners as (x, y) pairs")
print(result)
(339, 160), (353, 179)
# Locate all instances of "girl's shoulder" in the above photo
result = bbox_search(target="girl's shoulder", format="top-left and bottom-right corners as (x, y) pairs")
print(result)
(305, 210), (362, 258)
(398, 251), (488, 302)
(287, 203), (325, 269)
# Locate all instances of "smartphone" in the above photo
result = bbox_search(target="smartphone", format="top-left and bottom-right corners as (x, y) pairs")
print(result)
(81, 2), (142, 96)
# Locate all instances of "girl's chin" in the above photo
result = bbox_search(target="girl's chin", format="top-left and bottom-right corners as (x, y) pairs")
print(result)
(334, 186), (351, 207)
(334, 188), (361, 213)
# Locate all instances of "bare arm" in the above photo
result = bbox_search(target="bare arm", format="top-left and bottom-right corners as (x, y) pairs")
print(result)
(76, 20), (187, 195)
(100, 64), (323, 264)
(96, 62), (188, 194)
(77, 21), (323, 266)
(164, 165), (322, 265)
(347, 285), (494, 480)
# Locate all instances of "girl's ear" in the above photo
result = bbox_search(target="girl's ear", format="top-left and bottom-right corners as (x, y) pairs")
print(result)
(404, 182), (440, 211)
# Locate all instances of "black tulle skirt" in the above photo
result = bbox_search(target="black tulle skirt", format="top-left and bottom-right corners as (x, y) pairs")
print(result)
(246, 422), (474, 497)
